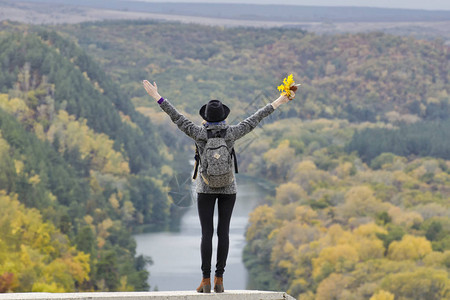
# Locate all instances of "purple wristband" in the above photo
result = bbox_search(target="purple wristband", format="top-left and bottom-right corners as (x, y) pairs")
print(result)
(157, 97), (164, 104)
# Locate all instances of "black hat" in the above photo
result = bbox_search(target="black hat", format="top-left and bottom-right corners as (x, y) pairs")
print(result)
(199, 100), (230, 122)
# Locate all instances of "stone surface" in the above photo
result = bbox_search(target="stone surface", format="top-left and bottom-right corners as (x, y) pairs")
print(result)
(0, 290), (295, 300)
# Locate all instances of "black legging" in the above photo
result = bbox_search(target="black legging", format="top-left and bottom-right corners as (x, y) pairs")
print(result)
(197, 193), (236, 278)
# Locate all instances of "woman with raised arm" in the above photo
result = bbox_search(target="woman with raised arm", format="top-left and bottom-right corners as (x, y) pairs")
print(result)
(143, 80), (292, 293)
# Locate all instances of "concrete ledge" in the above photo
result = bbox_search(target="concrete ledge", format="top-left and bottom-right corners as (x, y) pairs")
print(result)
(0, 290), (295, 300)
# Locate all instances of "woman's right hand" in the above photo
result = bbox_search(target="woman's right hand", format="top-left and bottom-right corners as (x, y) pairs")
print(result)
(143, 80), (162, 101)
(271, 94), (291, 109)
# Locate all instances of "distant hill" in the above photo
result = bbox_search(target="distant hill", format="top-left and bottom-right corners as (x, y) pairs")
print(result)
(2, 0), (450, 44)
(19, 0), (450, 22)
(50, 20), (450, 124)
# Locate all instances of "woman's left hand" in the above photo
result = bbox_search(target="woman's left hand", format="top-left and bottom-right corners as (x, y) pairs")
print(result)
(143, 80), (162, 101)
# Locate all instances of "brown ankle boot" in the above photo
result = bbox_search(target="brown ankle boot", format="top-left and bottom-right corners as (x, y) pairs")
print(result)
(214, 276), (224, 293)
(196, 278), (211, 293)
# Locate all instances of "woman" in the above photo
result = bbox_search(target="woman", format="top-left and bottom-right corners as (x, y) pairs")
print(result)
(142, 80), (291, 293)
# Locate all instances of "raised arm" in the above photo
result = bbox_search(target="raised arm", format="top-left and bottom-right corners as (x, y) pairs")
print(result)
(143, 80), (202, 140)
(230, 94), (291, 140)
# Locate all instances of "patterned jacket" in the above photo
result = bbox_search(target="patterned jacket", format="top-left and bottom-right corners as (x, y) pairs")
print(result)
(159, 99), (275, 194)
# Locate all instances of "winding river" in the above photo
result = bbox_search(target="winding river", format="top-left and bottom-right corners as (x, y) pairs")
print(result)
(134, 177), (267, 291)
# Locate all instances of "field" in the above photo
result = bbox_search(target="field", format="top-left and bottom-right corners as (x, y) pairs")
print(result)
(1, 0), (449, 44)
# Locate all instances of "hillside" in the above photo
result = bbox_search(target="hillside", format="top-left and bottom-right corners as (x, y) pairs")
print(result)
(0, 29), (174, 292)
(53, 20), (450, 123)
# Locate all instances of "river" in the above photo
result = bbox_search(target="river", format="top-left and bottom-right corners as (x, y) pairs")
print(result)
(134, 177), (267, 291)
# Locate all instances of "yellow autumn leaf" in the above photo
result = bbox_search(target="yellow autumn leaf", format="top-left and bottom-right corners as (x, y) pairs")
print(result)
(277, 74), (300, 99)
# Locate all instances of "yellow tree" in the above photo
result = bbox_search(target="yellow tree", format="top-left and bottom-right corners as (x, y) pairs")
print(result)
(47, 110), (130, 176)
(246, 205), (277, 241)
(380, 268), (449, 300)
(337, 186), (389, 219)
(370, 290), (395, 300)
(0, 191), (90, 292)
(275, 182), (307, 205)
(316, 273), (353, 300)
(312, 244), (359, 280)
(263, 140), (296, 180)
(388, 235), (432, 261)
(353, 223), (386, 261)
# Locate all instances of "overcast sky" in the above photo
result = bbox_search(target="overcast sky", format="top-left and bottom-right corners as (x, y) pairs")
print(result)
(134, 0), (450, 11)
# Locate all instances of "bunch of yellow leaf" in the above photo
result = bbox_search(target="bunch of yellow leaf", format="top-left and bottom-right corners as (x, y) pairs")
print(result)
(277, 74), (300, 100)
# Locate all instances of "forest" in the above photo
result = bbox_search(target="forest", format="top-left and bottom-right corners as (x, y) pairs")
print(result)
(0, 19), (449, 299)
(0, 28), (174, 292)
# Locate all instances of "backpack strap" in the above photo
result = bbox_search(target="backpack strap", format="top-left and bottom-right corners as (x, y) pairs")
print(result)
(193, 144), (200, 180)
(231, 148), (238, 174)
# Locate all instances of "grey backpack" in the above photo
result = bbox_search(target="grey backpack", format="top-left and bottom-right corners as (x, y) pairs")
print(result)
(193, 128), (238, 188)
